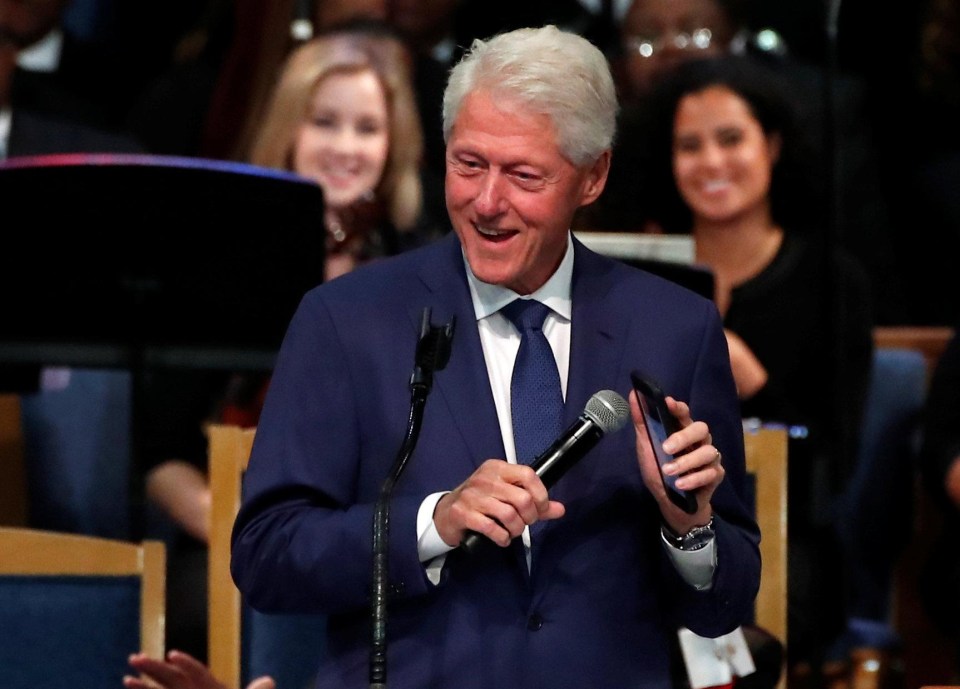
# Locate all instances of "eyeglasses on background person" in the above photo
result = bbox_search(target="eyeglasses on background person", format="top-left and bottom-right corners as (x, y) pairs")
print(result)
(623, 27), (786, 58)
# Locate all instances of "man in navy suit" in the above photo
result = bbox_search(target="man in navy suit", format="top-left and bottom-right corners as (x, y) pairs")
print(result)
(231, 24), (760, 689)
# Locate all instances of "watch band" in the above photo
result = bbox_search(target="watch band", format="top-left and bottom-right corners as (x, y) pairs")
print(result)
(661, 516), (716, 551)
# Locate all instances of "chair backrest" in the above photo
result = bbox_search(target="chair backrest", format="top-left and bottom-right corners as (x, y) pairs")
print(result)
(18, 369), (132, 538)
(208, 424), (326, 689)
(742, 426), (789, 648)
(872, 326), (954, 380)
(0, 527), (165, 688)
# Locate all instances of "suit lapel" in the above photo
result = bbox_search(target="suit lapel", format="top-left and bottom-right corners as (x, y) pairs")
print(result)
(565, 240), (630, 423)
(407, 235), (505, 469)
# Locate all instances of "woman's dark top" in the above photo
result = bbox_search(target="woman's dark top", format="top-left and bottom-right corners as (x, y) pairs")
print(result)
(725, 232), (874, 527)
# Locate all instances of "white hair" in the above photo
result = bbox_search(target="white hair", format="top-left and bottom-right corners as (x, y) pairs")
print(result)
(442, 25), (618, 165)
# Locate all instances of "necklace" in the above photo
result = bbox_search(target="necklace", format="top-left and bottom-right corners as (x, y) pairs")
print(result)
(326, 212), (361, 256)
(327, 215), (348, 246)
(325, 197), (386, 257)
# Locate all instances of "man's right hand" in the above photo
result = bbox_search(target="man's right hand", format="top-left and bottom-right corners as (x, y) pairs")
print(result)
(433, 459), (565, 547)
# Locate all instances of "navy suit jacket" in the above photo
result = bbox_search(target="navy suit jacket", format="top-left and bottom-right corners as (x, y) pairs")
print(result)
(231, 233), (760, 689)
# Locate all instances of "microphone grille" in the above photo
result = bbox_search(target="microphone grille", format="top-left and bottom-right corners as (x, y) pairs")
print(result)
(584, 390), (630, 433)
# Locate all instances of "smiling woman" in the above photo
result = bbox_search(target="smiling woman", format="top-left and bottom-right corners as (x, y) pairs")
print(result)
(640, 54), (876, 679)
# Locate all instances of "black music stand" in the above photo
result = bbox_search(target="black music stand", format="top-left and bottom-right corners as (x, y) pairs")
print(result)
(0, 154), (326, 533)
(1, 153), (325, 366)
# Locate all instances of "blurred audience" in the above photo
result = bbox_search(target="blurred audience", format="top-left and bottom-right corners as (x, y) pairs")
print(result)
(635, 54), (875, 683)
(123, 0), (236, 157)
(0, 0), (142, 157)
(612, 0), (750, 105)
(0, 0), (163, 133)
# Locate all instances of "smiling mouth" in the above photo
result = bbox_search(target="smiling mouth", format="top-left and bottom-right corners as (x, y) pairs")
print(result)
(475, 224), (515, 240)
(702, 180), (731, 193)
(325, 172), (359, 185)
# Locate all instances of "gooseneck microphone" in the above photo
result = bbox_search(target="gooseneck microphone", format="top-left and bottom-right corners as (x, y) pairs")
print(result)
(460, 389), (630, 552)
(370, 308), (455, 689)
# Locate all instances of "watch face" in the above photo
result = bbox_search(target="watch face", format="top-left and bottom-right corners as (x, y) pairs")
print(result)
(662, 519), (715, 550)
(682, 530), (714, 551)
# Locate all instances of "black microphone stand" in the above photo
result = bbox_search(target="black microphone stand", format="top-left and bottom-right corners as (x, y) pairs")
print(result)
(369, 307), (455, 689)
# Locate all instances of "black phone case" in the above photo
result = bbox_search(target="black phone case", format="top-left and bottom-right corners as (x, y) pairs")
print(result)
(630, 370), (699, 514)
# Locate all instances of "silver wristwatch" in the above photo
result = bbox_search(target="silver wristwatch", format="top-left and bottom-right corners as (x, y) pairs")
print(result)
(661, 516), (716, 551)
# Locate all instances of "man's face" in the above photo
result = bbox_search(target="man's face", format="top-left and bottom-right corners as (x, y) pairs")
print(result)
(0, 0), (66, 49)
(444, 90), (609, 295)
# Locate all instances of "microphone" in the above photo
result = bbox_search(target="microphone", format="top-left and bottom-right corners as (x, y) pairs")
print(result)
(460, 389), (630, 552)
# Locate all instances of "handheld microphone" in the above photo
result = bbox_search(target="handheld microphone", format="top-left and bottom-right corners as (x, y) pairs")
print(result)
(460, 389), (630, 552)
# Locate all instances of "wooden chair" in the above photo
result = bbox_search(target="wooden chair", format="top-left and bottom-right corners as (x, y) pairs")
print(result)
(743, 425), (789, 680)
(0, 527), (165, 687)
(873, 326), (954, 382)
(208, 423), (257, 686)
(207, 424), (326, 689)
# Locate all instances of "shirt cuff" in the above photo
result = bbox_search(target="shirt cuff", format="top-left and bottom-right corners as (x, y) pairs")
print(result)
(417, 491), (455, 585)
(661, 532), (718, 591)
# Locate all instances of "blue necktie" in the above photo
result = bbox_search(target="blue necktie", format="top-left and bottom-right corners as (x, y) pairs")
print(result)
(501, 299), (564, 466)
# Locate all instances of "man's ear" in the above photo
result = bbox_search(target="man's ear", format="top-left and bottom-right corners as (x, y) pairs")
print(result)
(579, 149), (612, 207)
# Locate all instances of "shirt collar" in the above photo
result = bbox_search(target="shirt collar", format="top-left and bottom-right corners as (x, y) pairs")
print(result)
(463, 233), (574, 322)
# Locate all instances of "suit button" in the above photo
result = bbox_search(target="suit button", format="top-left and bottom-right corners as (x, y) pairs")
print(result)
(527, 613), (543, 631)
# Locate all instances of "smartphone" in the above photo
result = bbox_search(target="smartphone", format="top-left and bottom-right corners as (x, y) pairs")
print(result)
(630, 370), (699, 514)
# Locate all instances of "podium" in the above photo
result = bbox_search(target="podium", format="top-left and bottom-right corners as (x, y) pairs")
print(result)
(0, 154), (326, 536)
